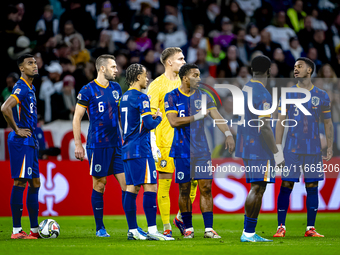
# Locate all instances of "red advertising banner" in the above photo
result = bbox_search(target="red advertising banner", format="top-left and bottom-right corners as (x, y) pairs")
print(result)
(0, 158), (339, 216)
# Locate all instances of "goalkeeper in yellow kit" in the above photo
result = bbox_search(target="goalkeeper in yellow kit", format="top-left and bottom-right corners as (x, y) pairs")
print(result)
(147, 47), (197, 237)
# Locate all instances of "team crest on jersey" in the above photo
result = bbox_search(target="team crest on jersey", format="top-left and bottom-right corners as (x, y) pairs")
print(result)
(164, 101), (169, 108)
(282, 168), (290, 178)
(143, 100), (149, 109)
(77, 93), (81, 100)
(263, 102), (270, 110)
(122, 95), (128, 101)
(112, 90), (119, 100)
(95, 164), (101, 172)
(160, 160), (167, 168)
(311, 96), (320, 106)
(177, 171), (184, 180)
(194, 100), (201, 109)
(271, 168), (276, 178)
(14, 88), (21, 94)
(28, 167), (32, 175)
(153, 170), (157, 179)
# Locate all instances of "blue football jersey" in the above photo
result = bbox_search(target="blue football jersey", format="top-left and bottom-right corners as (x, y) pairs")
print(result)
(164, 87), (216, 158)
(235, 79), (274, 160)
(77, 79), (122, 148)
(120, 88), (161, 159)
(8, 77), (38, 147)
(279, 84), (331, 154)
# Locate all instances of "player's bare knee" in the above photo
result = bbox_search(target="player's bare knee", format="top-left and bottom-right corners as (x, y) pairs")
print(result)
(143, 184), (157, 193)
(14, 179), (27, 188)
(28, 178), (41, 188)
(305, 181), (318, 188)
(179, 183), (191, 197)
(282, 180), (294, 189)
(198, 181), (212, 197)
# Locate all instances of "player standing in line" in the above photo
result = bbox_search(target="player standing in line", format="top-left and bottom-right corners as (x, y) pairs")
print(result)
(1, 54), (40, 239)
(165, 63), (235, 238)
(147, 47), (196, 237)
(235, 55), (285, 242)
(120, 63), (174, 241)
(73, 55), (128, 237)
(273, 58), (333, 238)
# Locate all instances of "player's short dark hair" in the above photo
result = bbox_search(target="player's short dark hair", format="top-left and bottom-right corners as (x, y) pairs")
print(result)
(160, 47), (182, 65)
(296, 57), (315, 74)
(95, 54), (116, 72)
(17, 54), (34, 67)
(179, 63), (199, 80)
(126, 63), (146, 87)
(251, 55), (271, 75)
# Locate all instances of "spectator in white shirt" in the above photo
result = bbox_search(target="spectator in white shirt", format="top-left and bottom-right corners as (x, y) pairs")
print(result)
(156, 15), (187, 49)
(265, 11), (296, 50)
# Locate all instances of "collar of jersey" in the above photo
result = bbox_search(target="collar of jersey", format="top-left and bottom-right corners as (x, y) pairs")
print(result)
(20, 77), (32, 90)
(296, 83), (314, 91)
(128, 87), (140, 91)
(179, 87), (195, 97)
(250, 79), (265, 87)
(94, 79), (109, 88)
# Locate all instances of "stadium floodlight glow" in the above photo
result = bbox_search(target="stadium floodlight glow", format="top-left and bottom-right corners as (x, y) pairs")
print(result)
(212, 84), (312, 116)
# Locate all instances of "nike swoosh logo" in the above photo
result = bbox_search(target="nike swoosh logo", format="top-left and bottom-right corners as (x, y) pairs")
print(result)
(162, 196), (166, 198)
(278, 209), (285, 212)
(96, 95), (103, 99)
(176, 103), (183, 106)
(95, 208), (103, 210)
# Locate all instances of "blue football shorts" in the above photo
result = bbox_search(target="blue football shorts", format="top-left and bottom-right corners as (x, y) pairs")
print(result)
(123, 157), (157, 186)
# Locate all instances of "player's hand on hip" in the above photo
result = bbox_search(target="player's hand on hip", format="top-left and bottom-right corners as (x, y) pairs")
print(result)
(75, 144), (85, 161)
(225, 136), (235, 153)
(322, 147), (333, 161)
(15, 128), (32, 138)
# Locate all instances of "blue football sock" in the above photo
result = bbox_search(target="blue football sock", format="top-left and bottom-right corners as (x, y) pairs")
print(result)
(27, 186), (39, 228)
(122, 190), (126, 212)
(181, 212), (193, 229)
(277, 186), (292, 226)
(143, 192), (157, 227)
(124, 191), (138, 230)
(306, 186), (318, 226)
(10, 186), (25, 228)
(91, 189), (104, 231)
(202, 212), (213, 229)
(244, 216), (257, 233)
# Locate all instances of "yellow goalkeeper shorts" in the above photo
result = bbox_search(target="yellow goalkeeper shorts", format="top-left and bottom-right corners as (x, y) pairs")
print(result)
(156, 147), (175, 173)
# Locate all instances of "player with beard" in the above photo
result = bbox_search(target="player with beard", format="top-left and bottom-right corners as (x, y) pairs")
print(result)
(73, 55), (129, 237)
(1, 54), (41, 239)
(274, 57), (334, 238)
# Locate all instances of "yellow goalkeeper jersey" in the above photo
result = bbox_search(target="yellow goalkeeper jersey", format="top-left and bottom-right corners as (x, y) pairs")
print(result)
(147, 73), (181, 148)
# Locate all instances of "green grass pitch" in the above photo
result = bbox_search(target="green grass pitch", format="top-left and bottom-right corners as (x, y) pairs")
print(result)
(0, 213), (339, 255)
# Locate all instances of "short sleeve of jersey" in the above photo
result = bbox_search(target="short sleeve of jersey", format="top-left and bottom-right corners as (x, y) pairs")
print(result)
(147, 82), (160, 113)
(257, 87), (272, 118)
(321, 92), (331, 119)
(206, 93), (216, 110)
(11, 84), (28, 103)
(77, 85), (91, 108)
(164, 92), (178, 114)
(138, 94), (152, 117)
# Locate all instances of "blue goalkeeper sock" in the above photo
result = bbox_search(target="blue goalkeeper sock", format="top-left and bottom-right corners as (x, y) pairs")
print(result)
(202, 212), (213, 229)
(27, 186), (39, 228)
(143, 192), (157, 227)
(122, 190), (126, 212)
(124, 191), (138, 230)
(10, 186), (25, 228)
(277, 186), (292, 226)
(181, 212), (193, 229)
(244, 216), (257, 234)
(306, 186), (318, 227)
(91, 189), (104, 231)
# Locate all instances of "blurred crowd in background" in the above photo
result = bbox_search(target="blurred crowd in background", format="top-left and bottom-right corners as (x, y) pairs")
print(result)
(0, 0), (340, 156)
